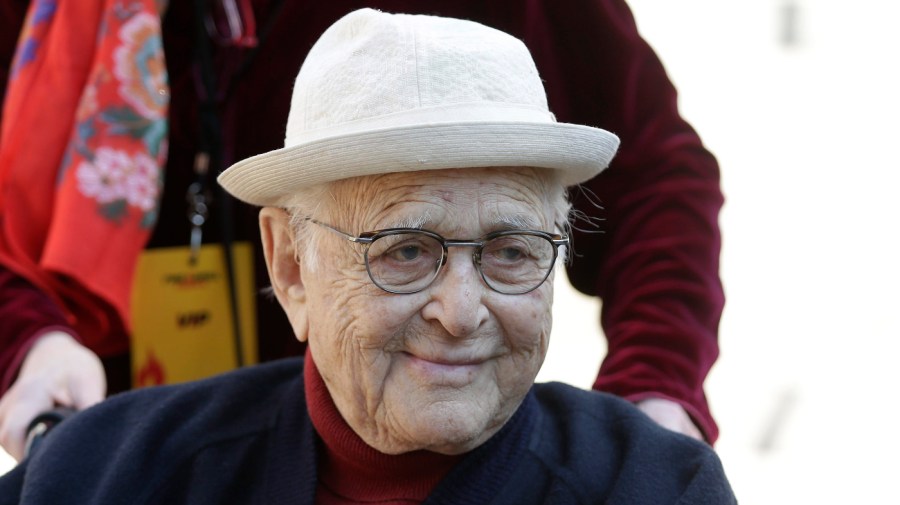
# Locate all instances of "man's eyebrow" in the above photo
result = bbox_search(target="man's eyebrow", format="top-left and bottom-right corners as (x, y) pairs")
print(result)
(493, 214), (541, 230)
(385, 214), (430, 229)
(383, 213), (539, 230)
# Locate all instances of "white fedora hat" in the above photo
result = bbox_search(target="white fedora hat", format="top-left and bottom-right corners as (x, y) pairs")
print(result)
(218, 8), (619, 207)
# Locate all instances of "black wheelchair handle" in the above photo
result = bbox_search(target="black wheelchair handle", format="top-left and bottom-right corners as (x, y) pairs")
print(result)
(24, 406), (78, 458)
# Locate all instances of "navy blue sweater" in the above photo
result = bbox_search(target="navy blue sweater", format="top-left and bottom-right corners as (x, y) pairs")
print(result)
(0, 358), (735, 504)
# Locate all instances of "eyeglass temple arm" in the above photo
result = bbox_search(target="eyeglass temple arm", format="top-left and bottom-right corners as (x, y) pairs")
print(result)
(305, 218), (374, 244)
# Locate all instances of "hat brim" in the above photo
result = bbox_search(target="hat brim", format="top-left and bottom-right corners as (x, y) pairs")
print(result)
(218, 121), (619, 207)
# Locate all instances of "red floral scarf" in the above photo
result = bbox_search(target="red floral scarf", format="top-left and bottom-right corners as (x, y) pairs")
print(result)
(0, 0), (168, 353)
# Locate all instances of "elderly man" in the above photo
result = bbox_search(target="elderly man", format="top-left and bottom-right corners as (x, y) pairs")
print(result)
(0, 9), (734, 504)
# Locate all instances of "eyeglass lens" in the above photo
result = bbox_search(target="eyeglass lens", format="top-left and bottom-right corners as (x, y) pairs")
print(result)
(364, 231), (557, 294)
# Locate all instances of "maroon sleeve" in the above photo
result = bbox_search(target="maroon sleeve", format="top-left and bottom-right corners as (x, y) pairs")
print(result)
(0, 265), (78, 395)
(574, 2), (723, 442)
(514, 1), (724, 442)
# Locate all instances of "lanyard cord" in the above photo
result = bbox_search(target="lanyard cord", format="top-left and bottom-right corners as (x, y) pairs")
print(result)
(190, 0), (244, 367)
(188, 0), (286, 368)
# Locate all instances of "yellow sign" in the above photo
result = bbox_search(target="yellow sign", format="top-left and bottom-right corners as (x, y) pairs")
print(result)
(130, 242), (257, 387)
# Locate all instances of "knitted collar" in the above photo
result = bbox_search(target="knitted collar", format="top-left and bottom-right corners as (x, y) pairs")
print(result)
(304, 349), (462, 504)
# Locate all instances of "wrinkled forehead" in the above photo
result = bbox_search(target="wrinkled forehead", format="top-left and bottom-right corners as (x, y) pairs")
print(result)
(322, 167), (559, 232)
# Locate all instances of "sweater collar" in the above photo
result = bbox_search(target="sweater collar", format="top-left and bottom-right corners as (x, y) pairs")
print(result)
(304, 349), (462, 503)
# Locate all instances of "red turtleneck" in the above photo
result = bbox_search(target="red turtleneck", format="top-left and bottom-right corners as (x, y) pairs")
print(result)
(304, 350), (463, 504)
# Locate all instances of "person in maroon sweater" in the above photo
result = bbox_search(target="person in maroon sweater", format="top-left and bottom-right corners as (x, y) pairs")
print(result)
(2, 13), (735, 502)
(0, 0), (724, 460)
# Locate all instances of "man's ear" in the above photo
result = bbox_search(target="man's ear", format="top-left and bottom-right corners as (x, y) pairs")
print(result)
(259, 207), (309, 342)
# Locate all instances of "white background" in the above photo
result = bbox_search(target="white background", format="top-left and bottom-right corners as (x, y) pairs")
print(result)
(4, 1), (900, 503)
(541, 0), (900, 502)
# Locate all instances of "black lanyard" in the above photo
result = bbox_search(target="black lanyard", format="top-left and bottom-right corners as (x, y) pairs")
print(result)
(186, 0), (280, 367)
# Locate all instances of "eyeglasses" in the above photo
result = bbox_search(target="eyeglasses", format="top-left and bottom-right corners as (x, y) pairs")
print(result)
(307, 219), (568, 295)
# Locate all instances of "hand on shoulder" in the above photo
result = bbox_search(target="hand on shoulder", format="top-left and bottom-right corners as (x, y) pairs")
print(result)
(636, 397), (704, 442)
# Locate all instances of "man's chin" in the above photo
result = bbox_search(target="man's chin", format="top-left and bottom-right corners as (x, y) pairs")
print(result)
(404, 404), (500, 454)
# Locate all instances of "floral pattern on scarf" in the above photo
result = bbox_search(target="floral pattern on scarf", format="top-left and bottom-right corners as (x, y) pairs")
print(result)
(0, 0), (169, 339)
(68, 8), (168, 227)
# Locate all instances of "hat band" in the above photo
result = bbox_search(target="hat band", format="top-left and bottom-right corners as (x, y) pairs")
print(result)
(284, 102), (555, 147)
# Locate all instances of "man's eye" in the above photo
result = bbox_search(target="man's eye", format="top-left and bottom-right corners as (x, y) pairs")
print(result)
(389, 245), (423, 261)
(495, 246), (526, 261)
(485, 236), (533, 263)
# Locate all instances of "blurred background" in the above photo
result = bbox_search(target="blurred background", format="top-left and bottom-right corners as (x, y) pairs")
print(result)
(3, 0), (899, 502)
(540, 0), (900, 503)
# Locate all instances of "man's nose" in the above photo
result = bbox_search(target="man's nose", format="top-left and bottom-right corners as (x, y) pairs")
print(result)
(420, 248), (489, 338)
